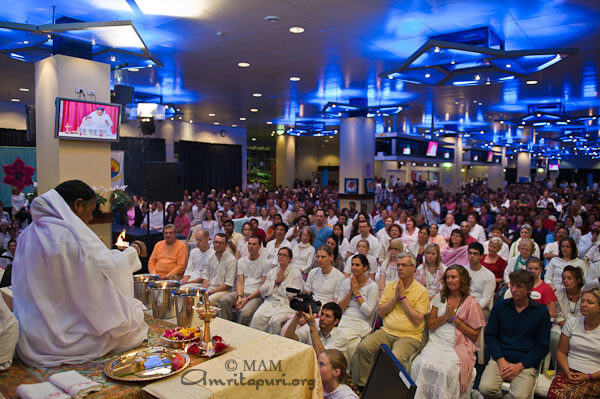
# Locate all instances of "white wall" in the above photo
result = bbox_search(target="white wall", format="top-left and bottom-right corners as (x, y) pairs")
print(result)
(295, 136), (339, 181)
(0, 101), (27, 130)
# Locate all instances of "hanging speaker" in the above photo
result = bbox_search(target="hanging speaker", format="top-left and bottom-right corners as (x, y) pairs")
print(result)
(140, 118), (155, 135)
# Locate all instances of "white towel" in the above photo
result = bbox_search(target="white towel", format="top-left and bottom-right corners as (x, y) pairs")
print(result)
(16, 382), (71, 399)
(48, 371), (102, 398)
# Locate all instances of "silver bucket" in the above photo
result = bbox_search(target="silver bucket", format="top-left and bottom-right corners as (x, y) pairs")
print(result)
(148, 280), (181, 319)
(173, 287), (205, 327)
(133, 274), (161, 308)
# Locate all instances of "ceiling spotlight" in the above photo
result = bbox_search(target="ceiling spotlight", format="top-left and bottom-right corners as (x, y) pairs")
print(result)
(19, 88), (29, 92)
(237, 62), (250, 68)
(526, 80), (538, 85)
(10, 99), (19, 102)
(209, 113), (215, 117)
(252, 93), (262, 97)
(450, 60), (455, 65)
(178, 116), (182, 120)
(91, 38), (96, 45)
(232, 124), (237, 127)
(129, 68), (139, 72)
(240, 117), (246, 121)
(289, 76), (301, 81)
(425, 73), (431, 78)
(250, 108), (259, 112)
(214, 122), (219, 125)
(266, 121), (273, 124)
(485, 80), (491, 85)
(505, 64), (511, 68)
(478, 102), (482, 106)
(190, 120), (193, 123)
(433, 46), (440, 53)
(264, 15), (280, 23)
(110, 55), (116, 62)
(289, 26), (304, 34)
(475, 74), (481, 80)
(251, 137), (257, 141)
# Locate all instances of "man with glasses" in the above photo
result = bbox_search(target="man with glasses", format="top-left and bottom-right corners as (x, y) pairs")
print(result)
(201, 233), (237, 305)
(356, 252), (430, 388)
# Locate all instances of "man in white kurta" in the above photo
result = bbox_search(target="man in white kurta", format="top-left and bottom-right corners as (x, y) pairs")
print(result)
(12, 188), (148, 367)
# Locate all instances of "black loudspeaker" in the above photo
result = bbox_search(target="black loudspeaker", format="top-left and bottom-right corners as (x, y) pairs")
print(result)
(140, 118), (155, 135)
(112, 85), (134, 105)
(144, 162), (184, 201)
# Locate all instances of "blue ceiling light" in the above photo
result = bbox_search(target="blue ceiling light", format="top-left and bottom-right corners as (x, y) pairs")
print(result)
(321, 101), (406, 118)
(0, 19), (161, 70)
(498, 103), (600, 128)
(381, 26), (577, 86)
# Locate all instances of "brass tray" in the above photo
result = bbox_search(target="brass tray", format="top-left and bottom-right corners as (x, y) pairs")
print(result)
(104, 346), (190, 382)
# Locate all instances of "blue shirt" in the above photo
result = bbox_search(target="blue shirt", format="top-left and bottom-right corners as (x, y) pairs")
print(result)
(485, 298), (551, 369)
(312, 225), (332, 249)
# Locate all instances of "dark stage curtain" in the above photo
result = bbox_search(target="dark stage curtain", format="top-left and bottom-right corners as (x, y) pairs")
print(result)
(0, 129), (34, 147)
(178, 140), (242, 192)
(111, 137), (165, 195)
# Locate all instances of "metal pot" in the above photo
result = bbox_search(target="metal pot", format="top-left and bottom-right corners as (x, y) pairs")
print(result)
(148, 280), (181, 319)
(173, 286), (205, 327)
(133, 274), (161, 308)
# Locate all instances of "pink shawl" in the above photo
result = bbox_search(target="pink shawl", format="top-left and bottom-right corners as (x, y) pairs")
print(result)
(441, 245), (468, 267)
(454, 295), (485, 393)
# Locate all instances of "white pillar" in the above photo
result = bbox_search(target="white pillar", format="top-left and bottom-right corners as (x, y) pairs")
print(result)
(35, 54), (112, 246)
(339, 117), (375, 210)
(517, 152), (531, 183)
(275, 135), (295, 187)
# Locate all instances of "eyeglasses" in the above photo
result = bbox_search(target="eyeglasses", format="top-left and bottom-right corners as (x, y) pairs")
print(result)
(278, 253), (291, 257)
(397, 263), (412, 267)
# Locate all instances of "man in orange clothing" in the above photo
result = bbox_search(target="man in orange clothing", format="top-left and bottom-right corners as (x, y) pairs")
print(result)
(148, 224), (188, 279)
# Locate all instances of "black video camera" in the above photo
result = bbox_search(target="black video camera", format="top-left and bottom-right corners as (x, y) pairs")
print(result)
(286, 288), (322, 314)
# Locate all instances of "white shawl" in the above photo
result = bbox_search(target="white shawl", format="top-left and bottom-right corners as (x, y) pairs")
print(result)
(12, 189), (148, 367)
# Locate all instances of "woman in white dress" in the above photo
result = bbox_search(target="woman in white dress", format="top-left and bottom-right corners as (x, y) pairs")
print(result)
(414, 243), (447, 300)
(410, 265), (485, 399)
(327, 208), (339, 228)
(378, 223), (402, 266)
(292, 227), (316, 278)
(401, 216), (419, 249)
(258, 206), (272, 233)
(545, 237), (587, 291)
(201, 208), (219, 240)
(332, 223), (351, 261)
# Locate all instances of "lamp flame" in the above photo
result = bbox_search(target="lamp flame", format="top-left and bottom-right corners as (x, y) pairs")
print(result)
(115, 229), (129, 249)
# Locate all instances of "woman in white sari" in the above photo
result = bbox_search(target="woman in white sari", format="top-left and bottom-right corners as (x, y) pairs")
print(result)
(12, 180), (148, 367)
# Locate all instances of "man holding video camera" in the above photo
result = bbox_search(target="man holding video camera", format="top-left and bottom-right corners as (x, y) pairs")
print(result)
(284, 302), (347, 356)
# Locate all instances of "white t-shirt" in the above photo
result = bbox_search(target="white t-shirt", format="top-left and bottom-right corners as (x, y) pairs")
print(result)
(439, 223), (459, 239)
(349, 234), (380, 258)
(296, 325), (347, 354)
(323, 384), (358, 399)
(237, 256), (270, 295)
(200, 251), (237, 291)
(334, 278), (378, 324)
(305, 267), (346, 305)
(467, 266), (496, 310)
(344, 253), (377, 276)
(149, 210), (164, 231)
(291, 242), (316, 274)
(469, 224), (487, 243)
(562, 316), (600, 374)
(183, 247), (214, 281)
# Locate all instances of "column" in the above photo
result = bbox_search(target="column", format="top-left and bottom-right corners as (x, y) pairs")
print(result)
(517, 152), (531, 183)
(36, 54), (112, 246)
(275, 135), (295, 187)
(439, 136), (462, 193)
(338, 117), (375, 211)
(487, 146), (505, 190)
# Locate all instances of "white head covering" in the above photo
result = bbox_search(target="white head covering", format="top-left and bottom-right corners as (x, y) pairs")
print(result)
(13, 189), (147, 367)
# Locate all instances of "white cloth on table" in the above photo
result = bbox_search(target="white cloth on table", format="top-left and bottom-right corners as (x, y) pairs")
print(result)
(0, 292), (18, 370)
(48, 371), (102, 398)
(16, 382), (71, 399)
(410, 295), (468, 399)
(12, 189), (148, 367)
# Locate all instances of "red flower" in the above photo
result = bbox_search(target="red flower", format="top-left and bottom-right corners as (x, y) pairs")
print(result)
(212, 335), (223, 343)
(215, 342), (228, 353)
(186, 343), (200, 355)
(3, 158), (35, 191)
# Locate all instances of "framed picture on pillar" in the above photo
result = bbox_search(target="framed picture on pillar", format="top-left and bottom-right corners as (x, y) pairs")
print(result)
(364, 178), (375, 194)
(344, 178), (358, 194)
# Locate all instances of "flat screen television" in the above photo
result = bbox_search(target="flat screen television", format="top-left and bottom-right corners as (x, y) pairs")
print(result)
(362, 344), (416, 398)
(403, 146), (411, 155)
(549, 162), (559, 171)
(487, 151), (494, 162)
(55, 97), (121, 142)
(426, 141), (438, 157)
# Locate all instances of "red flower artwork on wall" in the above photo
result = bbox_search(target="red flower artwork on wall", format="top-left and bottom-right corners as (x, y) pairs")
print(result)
(2, 158), (35, 191)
